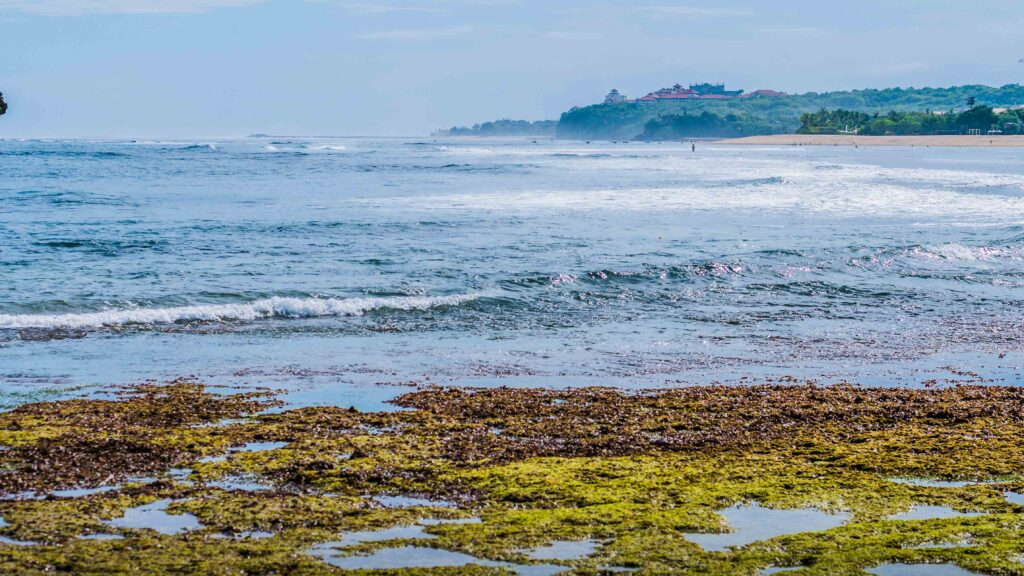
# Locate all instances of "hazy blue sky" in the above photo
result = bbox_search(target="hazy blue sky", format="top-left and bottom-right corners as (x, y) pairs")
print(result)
(2, 0), (1023, 137)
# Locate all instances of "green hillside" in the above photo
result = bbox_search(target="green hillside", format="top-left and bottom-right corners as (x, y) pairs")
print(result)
(435, 119), (557, 137)
(556, 84), (1024, 140)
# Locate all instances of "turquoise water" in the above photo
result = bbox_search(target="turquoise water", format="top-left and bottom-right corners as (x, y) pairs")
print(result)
(2, 137), (1023, 408)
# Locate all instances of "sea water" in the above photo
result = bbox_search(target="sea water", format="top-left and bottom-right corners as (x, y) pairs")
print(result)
(2, 137), (1023, 409)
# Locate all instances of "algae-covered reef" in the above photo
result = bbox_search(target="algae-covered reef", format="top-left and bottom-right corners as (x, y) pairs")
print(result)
(4, 381), (1024, 574)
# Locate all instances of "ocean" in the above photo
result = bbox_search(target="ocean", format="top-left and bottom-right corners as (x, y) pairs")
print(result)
(2, 137), (1023, 410)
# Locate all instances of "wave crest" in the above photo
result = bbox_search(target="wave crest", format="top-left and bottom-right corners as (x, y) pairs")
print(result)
(909, 243), (1023, 261)
(0, 294), (478, 330)
(306, 145), (347, 151)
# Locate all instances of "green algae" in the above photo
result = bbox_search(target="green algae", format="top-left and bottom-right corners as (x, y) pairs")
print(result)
(5, 382), (1024, 574)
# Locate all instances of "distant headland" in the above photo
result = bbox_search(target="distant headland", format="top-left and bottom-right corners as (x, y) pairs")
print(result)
(433, 119), (557, 138)
(438, 82), (1024, 141)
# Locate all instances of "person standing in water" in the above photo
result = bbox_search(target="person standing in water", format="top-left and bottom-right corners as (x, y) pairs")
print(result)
(691, 141), (696, 152)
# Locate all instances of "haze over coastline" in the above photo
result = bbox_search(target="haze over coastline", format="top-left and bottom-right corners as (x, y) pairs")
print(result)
(2, 0), (1024, 138)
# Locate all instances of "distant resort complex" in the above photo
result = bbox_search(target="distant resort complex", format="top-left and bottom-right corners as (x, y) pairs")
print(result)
(604, 83), (786, 104)
(439, 83), (1024, 141)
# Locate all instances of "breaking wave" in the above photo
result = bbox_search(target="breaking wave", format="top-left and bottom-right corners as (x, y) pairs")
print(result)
(0, 294), (479, 330)
(306, 145), (347, 151)
(908, 242), (1024, 261)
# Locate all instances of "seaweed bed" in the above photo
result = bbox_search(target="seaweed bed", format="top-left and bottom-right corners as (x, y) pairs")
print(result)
(4, 380), (1024, 574)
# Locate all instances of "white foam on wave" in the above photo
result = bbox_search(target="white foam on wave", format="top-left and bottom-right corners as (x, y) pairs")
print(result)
(370, 154), (1024, 221)
(920, 243), (983, 261)
(437, 145), (642, 158)
(0, 294), (478, 330)
(377, 182), (1024, 220)
(307, 145), (347, 151)
(910, 243), (1024, 261)
(540, 154), (1024, 188)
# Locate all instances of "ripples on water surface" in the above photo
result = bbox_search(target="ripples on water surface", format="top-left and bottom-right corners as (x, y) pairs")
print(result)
(1, 138), (1023, 408)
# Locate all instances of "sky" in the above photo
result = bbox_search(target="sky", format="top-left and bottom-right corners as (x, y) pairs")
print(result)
(1, 0), (1023, 137)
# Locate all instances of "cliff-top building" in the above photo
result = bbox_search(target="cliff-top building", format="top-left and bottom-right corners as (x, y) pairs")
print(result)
(604, 89), (627, 104)
(602, 83), (785, 104)
(689, 83), (744, 97)
(638, 82), (744, 102)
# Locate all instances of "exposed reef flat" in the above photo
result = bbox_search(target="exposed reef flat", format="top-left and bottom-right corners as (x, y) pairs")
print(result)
(717, 134), (1024, 147)
(4, 381), (1024, 574)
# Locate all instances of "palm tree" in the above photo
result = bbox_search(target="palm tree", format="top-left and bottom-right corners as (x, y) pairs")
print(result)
(966, 96), (977, 109)
(0, 92), (7, 116)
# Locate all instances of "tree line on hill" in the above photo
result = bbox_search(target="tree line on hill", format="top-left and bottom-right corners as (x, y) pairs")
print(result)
(557, 84), (1024, 140)
(797, 101), (1022, 135)
(436, 119), (557, 137)
(438, 86), (1024, 140)
(636, 111), (778, 140)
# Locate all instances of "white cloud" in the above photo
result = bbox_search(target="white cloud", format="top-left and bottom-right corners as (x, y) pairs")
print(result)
(871, 61), (933, 75)
(0, 0), (264, 16)
(757, 26), (832, 38)
(634, 5), (752, 18)
(306, 1), (445, 13)
(543, 30), (603, 40)
(354, 25), (474, 40)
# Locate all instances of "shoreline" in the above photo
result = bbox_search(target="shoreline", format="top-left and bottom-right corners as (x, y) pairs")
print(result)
(716, 134), (1024, 147)
(3, 380), (1024, 573)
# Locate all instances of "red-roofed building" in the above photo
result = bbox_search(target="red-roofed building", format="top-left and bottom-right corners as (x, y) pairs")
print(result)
(634, 82), (747, 103)
(609, 83), (783, 105)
